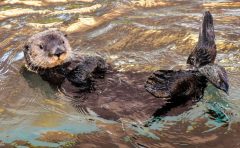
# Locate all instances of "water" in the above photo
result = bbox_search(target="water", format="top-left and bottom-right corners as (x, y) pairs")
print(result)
(0, 0), (240, 147)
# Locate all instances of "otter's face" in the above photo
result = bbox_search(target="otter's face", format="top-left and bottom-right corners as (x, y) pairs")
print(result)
(199, 64), (229, 94)
(24, 30), (72, 69)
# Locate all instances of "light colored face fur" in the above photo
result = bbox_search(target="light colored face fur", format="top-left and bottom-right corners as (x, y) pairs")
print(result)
(24, 30), (72, 69)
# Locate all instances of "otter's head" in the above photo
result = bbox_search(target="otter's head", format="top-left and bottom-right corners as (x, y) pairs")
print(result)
(198, 64), (229, 94)
(24, 30), (72, 70)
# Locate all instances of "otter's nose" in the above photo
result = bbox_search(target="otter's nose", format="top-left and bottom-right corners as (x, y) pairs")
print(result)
(54, 48), (65, 57)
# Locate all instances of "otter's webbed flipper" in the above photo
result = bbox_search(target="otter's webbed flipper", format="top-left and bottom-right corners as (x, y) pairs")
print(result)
(145, 70), (207, 100)
(66, 56), (107, 91)
(187, 11), (216, 67)
(198, 64), (229, 94)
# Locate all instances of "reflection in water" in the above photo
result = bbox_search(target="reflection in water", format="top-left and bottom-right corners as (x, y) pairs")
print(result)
(0, 0), (240, 147)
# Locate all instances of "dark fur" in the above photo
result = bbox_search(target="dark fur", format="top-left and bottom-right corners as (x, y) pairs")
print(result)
(187, 11), (216, 67)
(36, 56), (107, 91)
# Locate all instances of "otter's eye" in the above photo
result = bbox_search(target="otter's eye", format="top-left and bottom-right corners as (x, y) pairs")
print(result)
(62, 41), (65, 44)
(24, 45), (29, 50)
(39, 45), (43, 49)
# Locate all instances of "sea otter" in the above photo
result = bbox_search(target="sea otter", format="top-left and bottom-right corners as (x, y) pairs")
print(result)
(23, 29), (198, 120)
(145, 11), (229, 102)
(22, 30), (179, 120)
(24, 29), (107, 91)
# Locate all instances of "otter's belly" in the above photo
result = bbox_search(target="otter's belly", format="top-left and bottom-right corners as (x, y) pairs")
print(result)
(61, 71), (197, 121)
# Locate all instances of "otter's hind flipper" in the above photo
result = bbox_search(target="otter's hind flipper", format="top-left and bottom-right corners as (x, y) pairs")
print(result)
(145, 70), (172, 98)
(187, 11), (216, 67)
(199, 11), (215, 44)
(145, 70), (207, 99)
(198, 64), (229, 94)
